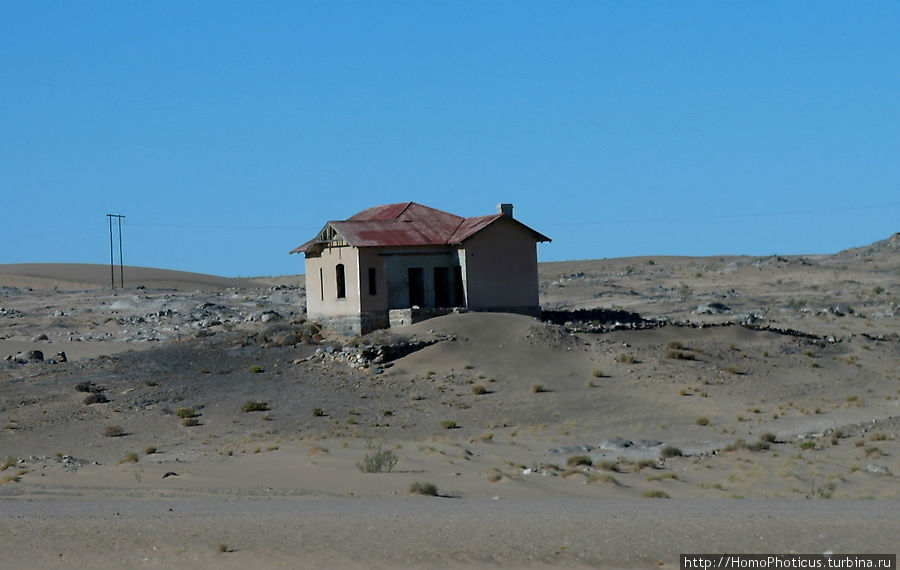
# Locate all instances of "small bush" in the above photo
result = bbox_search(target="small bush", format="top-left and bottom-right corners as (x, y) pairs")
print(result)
(103, 425), (125, 438)
(725, 366), (741, 375)
(409, 481), (438, 496)
(666, 340), (685, 350)
(440, 420), (458, 429)
(798, 440), (816, 450)
(642, 489), (670, 499)
(531, 383), (546, 394)
(117, 452), (139, 465)
(695, 417), (710, 426)
(566, 455), (592, 467)
(759, 432), (777, 444)
(75, 381), (103, 393)
(357, 447), (398, 473)
(249, 365), (264, 374)
(182, 418), (201, 427)
(596, 460), (620, 472)
(83, 392), (109, 405)
(616, 354), (637, 364)
(312, 407), (325, 417)
(591, 368), (605, 378)
(176, 407), (198, 419)
(1, 456), (16, 471)
(667, 350), (696, 361)
(471, 384), (486, 395)
(241, 401), (269, 413)
(144, 446), (157, 455)
(659, 446), (683, 459)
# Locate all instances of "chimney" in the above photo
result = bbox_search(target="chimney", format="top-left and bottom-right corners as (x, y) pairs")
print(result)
(497, 203), (514, 218)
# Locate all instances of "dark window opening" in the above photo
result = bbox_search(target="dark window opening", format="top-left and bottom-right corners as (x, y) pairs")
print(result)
(368, 267), (377, 295)
(336, 264), (346, 299)
(319, 268), (324, 301)
(408, 267), (424, 307)
(434, 267), (449, 307)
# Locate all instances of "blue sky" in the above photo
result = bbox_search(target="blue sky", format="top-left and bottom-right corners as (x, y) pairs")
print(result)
(2, 2), (898, 277)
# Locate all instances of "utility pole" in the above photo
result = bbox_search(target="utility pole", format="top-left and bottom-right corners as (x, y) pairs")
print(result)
(107, 214), (125, 288)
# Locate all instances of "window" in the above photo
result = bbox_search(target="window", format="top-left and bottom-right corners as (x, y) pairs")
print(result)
(368, 267), (377, 295)
(336, 264), (346, 299)
(408, 267), (424, 307)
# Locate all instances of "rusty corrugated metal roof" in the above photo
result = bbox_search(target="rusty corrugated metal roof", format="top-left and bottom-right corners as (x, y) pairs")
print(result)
(290, 202), (549, 254)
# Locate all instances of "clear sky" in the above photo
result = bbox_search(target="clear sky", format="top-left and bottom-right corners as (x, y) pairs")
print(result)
(2, 2), (898, 277)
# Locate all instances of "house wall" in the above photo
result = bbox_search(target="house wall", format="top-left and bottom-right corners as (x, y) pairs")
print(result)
(380, 248), (460, 309)
(304, 245), (361, 319)
(459, 219), (540, 314)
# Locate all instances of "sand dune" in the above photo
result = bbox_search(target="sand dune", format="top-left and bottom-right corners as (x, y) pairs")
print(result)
(1, 244), (897, 568)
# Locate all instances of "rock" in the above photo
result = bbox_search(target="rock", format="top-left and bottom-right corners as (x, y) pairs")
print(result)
(13, 350), (44, 363)
(867, 464), (891, 475)
(32, 333), (49, 341)
(694, 302), (731, 315)
(598, 437), (632, 450)
(260, 311), (283, 323)
(162, 471), (179, 479)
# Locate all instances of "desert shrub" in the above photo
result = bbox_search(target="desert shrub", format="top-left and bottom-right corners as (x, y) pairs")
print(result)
(144, 446), (157, 455)
(312, 407), (325, 417)
(616, 354), (637, 364)
(241, 401), (269, 413)
(471, 384), (486, 395)
(635, 459), (659, 470)
(176, 407), (198, 419)
(586, 473), (618, 485)
(182, 418), (200, 427)
(759, 432), (777, 444)
(659, 445), (683, 459)
(745, 440), (770, 452)
(531, 383), (546, 394)
(357, 447), (398, 473)
(103, 425), (125, 437)
(409, 481), (438, 496)
(725, 366), (741, 375)
(75, 381), (103, 393)
(695, 417), (710, 426)
(1, 456), (16, 471)
(642, 489), (670, 499)
(596, 460), (620, 472)
(667, 350), (696, 361)
(798, 440), (816, 450)
(591, 368), (605, 378)
(666, 340), (685, 350)
(566, 455), (592, 467)
(83, 392), (109, 405)
(440, 420), (458, 429)
(807, 481), (837, 499)
(249, 365), (264, 374)
(868, 432), (887, 441)
(117, 452), (139, 465)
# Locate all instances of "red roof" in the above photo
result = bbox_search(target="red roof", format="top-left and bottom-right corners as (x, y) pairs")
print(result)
(291, 202), (549, 254)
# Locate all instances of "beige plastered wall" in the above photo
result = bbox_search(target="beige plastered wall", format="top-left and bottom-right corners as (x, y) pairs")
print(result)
(460, 220), (540, 311)
(304, 245), (361, 318)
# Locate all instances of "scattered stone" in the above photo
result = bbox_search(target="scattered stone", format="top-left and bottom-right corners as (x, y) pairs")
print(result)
(693, 302), (731, 315)
(32, 333), (49, 341)
(866, 464), (891, 475)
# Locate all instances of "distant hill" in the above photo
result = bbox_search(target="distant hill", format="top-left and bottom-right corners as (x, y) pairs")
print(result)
(0, 263), (264, 291)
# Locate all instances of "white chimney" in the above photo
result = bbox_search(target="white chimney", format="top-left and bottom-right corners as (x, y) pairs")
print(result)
(497, 203), (514, 218)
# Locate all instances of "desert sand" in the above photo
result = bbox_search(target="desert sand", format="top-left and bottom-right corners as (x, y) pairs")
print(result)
(1, 236), (898, 568)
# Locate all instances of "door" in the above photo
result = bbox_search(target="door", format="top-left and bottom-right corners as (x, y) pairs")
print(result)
(408, 267), (424, 307)
(434, 267), (449, 307)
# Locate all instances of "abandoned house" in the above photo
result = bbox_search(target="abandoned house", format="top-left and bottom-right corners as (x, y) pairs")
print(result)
(290, 202), (551, 334)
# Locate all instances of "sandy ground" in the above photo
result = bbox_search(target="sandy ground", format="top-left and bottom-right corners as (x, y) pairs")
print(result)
(1, 237), (897, 568)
